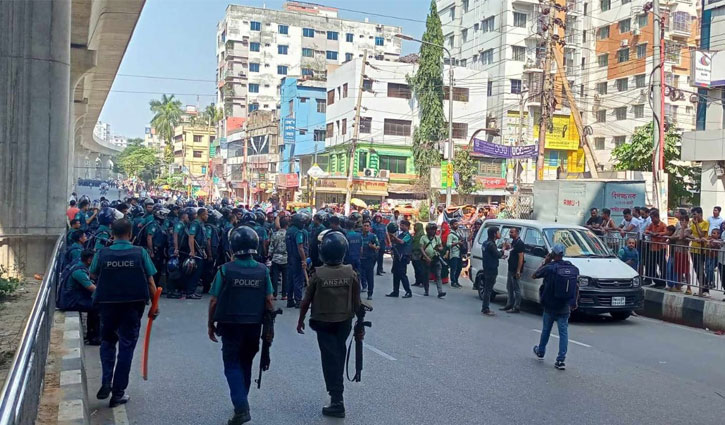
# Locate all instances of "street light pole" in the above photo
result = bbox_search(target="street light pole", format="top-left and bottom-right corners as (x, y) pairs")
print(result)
(396, 34), (455, 207)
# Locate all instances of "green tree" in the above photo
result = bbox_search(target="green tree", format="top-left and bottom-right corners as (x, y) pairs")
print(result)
(453, 149), (478, 196)
(149, 94), (183, 164)
(204, 104), (223, 127)
(611, 122), (700, 208)
(116, 144), (160, 184)
(408, 0), (446, 180)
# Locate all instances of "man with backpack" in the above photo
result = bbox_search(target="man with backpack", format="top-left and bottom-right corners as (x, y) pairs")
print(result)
(58, 249), (100, 345)
(532, 243), (579, 370)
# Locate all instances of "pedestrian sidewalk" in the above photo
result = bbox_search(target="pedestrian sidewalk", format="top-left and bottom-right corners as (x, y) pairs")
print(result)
(641, 287), (725, 332)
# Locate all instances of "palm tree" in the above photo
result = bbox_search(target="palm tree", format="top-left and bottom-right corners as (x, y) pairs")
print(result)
(204, 104), (223, 127)
(149, 94), (183, 163)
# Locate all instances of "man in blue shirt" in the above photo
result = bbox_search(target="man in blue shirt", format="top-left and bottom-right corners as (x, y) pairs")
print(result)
(387, 220), (413, 298)
(343, 219), (362, 281)
(372, 214), (388, 275)
(285, 213), (309, 308)
(58, 249), (99, 345)
(360, 220), (379, 300)
(75, 199), (98, 233)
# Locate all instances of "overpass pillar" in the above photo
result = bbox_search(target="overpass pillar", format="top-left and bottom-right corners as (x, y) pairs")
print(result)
(0, 0), (72, 274)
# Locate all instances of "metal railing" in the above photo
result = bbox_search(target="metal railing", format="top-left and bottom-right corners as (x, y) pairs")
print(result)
(0, 235), (63, 425)
(600, 233), (724, 296)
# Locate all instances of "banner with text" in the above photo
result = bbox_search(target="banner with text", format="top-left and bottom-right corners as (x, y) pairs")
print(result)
(472, 138), (538, 159)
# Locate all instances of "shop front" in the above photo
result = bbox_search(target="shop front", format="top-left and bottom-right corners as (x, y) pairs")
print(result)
(276, 173), (299, 208)
(315, 176), (389, 207)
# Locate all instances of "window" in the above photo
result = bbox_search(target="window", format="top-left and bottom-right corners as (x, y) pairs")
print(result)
(249, 83), (259, 93)
(250, 42), (260, 52)
(288, 100), (294, 118)
(383, 119), (412, 136)
(193, 150), (203, 158)
(250, 21), (261, 31)
(463, 0), (469, 12)
(614, 136), (626, 147)
(597, 82), (608, 95)
(448, 35), (455, 48)
(387, 83), (412, 99)
(450, 5), (456, 19)
(523, 229), (546, 257)
(346, 33), (354, 42)
(343, 83), (348, 98)
(379, 155), (407, 173)
(327, 90), (335, 106)
(583, 30), (587, 42)
(193, 135), (203, 143)
(345, 53), (354, 62)
(326, 31), (339, 41)
(326, 50), (338, 60)
(635, 74), (646, 88)
(634, 104), (645, 118)
(249, 62), (260, 72)
(299, 97), (308, 103)
(594, 137), (605, 150)
(278, 25), (288, 34)
(278, 45), (288, 55)
(249, 103), (259, 112)
(512, 46), (526, 61)
(617, 47), (629, 63)
(665, 41), (681, 63)
(622, 0), (631, 3)
(596, 109), (607, 123)
(637, 14), (648, 29)
(341, 118), (347, 136)
(601, 0), (610, 11)
(510, 79), (522, 94)
(363, 79), (373, 92)
(462, 29), (468, 43)
(637, 43), (647, 59)
(481, 49), (494, 65)
(584, 3), (588, 16)
(487, 81), (493, 96)
(316, 99), (326, 113)
(302, 68), (314, 76)
(303, 28), (314, 38)
(360, 117), (371, 134)
(672, 12), (690, 33)
(357, 151), (367, 171)
(201, 166), (207, 175)
(513, 12), (527, 28)
(326, 123), (334, 137)
(375, 36), (385, 46)
(452, 122), (468, 139)
(598, 26), (609, 40)
(313, 130), (326, 142)
(619, 18), (631, 33)
(482, 16), (495, 32)
(443, 87), (470, 102)
(302, 48), (315, 58)
(616, 78), (628, 92)
(598, 53), (608, 67)
(615, 107), (627, 120)
(277, 65), (288, 75)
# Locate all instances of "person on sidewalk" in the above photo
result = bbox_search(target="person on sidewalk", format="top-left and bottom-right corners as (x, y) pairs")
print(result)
(447, 219), (464, 289)
(208, 227), (274, 425)
(644, 210), (668, 288)
(481, 227), (505, 316)
(297, 231), (361, 419)
(419, 223), (446, 298)
(387, 220), (413, 298)
(501, 227), (524, 313)
(91, 219), (158, 407)
(532, 243), (579, 370)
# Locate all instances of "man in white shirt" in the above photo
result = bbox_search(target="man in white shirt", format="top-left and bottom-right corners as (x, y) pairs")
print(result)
(708, 206), (723, 233)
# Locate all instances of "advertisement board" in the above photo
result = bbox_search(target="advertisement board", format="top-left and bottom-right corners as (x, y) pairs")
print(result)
(533, 114), (580, 151)
(692, 51), (712, 88)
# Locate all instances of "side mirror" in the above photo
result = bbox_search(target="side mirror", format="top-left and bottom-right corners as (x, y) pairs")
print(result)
(532, 246), (548, 257)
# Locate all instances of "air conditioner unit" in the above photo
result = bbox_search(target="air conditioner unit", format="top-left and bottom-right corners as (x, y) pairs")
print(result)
(621, 39), (629, 47)
(363, 168), (377, 177)
(378, 169), (390, 179)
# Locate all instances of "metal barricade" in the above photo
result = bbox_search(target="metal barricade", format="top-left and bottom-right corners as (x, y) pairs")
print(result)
(0, 235), (63, 425)
(601, 233), (725, 296)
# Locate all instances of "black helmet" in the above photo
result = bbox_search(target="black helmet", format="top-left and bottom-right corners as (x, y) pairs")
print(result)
(143, 198), (155, 207)
(320, 231), (348, 265)
(230, 226), (259, 256)
(184, 207), (197, 219)
(241, 211), (256, 225)
(154, 207), (170, 220)
(254, 210), (266, 225)
(291, 212), (309, 229)
(98, 207), (116, 225)
(314, 211), (328, 223)
(350, 211), (362, 222)
(207, 209), (222, 225)
(387, 222), (399, 233)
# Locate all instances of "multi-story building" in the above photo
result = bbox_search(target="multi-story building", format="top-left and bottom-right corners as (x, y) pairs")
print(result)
(143, 126), (165, 155)
(172, 125), (215, 191)
(321, 57), (488, 204)
(438, 0), (700, 176)
(279, 77), (327, 177)
(215, 1), (403, 132)
(94, 121), (111, 143)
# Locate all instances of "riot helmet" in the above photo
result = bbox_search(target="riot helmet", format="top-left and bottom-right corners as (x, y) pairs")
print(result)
(229, 226), (259, 256)
(319, 231), (348, 266)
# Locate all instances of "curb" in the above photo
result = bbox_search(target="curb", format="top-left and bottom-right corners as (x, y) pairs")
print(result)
(640, 287), (725, 331)
(57, 312), (89, 425)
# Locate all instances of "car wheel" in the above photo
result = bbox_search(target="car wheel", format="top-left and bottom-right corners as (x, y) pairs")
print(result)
(476, 279), (496, 302)
(610, 311), (631, 321)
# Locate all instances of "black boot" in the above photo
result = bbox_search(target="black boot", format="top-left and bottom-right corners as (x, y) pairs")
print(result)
(228, 409), (251, 425)
(322, 395), (345, 418)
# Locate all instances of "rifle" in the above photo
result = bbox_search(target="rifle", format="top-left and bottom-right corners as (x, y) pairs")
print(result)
(256, 308), (282, 389)
(346, 303), (373, 382)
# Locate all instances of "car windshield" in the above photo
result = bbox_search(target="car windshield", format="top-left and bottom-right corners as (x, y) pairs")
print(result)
(543, 228), (612, 257)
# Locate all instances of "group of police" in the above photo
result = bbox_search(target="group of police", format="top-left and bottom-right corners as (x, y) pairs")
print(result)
(61, 194), (408, 423)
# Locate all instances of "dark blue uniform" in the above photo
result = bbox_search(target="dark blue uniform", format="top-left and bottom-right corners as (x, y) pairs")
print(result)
(360, 231), (379, 297)
(372, 221), (388, 274)
(285, 225), (308, 305)
(186, 219), (207, 296)
(391, 230), (412, 296)
(344, 230), (362, 278)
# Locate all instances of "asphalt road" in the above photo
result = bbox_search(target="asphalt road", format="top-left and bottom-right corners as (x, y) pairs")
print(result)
(74, 185), (128, 203)
(82, 258), (725, 425)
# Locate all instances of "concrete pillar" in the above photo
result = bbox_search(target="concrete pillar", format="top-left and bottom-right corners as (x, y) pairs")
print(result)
(0, 0), (72, 274)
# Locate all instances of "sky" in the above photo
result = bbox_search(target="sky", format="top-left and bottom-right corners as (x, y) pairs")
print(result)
(99, 0), (429, 139)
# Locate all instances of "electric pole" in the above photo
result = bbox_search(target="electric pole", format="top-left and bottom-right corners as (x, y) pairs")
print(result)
(536, 4), (555, 181)
(652, 0), (665, 213)
(345, 50), (367, 215)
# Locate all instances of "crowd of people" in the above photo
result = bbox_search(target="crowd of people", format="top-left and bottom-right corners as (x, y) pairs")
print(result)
(584, 205), (725, 300)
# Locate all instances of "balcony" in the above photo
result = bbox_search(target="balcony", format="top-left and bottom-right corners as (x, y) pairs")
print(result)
(669, 12), (691, 40)
(523, 59), (544, 73)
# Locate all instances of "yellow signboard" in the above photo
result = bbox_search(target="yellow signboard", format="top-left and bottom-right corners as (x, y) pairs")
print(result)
(534, 114), (580, 151)
(567, 149), (586, 173)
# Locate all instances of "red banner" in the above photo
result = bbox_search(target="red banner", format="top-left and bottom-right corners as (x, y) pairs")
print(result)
(475, 177), (507, 189)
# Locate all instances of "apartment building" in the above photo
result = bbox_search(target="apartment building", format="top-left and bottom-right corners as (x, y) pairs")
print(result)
(438, 0), (700, 174)
(279, 77), (327, 175)
(215, 2), (402, 132)
(321, 57), (488, 203)
(172, 124), (215, 188)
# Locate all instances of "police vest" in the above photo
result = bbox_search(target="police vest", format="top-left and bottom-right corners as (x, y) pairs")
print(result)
(286, 227), (300, 261)
(311, 265), (355, 319)
(94, 247), (149, 304)
(345, 231), (362, 262)
(57, 263), (90, 310)
(213, 261), (267, 324)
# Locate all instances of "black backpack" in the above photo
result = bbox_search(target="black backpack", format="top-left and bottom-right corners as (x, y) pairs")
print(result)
(541, 261), (579, 309)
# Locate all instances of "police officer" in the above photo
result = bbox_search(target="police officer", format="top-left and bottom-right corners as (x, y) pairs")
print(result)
(93, 207), (116, 251)
(372, 214), (388, 275)
(145, 207), (169, 286)
(308, 212), (327, 270)
(343, 218), (363, 282)
(90, 219), (158, 408)
(168, 210), (190, 299)
(252, 211), (268, 263)
(186, 207), (209, 299)
(208, 227), (274, 425)
(387, 220), (413, 298)
(75, 199), (98, 234)
(133, 199), (155, 242)
(360, 220), (379, 300)
(66, 231), (87, 266)
(58, 249), (99, 345)
(297, 231), (362, 418)
(285, 213), (309, 308)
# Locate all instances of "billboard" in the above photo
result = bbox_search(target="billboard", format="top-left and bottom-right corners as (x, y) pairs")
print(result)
(533, 114), (580, 151)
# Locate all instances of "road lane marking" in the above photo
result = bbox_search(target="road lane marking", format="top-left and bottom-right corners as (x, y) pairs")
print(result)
(113, 405), (130, 425)
(364, 344), (397, 361)
(531, 330), (592, 348)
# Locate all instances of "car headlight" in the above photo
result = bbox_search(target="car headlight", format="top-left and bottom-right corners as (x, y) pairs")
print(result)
(578, 276), (590, 287)
(632, 276), (641, 287)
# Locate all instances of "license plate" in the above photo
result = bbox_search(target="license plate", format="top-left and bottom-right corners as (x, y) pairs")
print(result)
(612, 296), (626, 306)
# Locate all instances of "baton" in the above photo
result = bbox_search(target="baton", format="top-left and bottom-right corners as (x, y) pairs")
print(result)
(141, 287), (163, 380)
